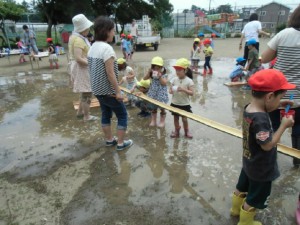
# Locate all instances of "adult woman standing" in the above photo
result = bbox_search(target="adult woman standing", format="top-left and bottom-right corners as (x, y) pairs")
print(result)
(239, 13), (270, 60)
(88, 16), (133, 151)
(69, 14), (97, 122)
(261, 5), (300, 166)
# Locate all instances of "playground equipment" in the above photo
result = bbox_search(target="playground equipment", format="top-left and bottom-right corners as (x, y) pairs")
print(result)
(0, 19), (19, 49)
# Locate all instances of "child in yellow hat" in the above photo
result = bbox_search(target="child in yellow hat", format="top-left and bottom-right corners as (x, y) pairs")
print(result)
(130, 79), (151, 117)
(191, 38), (201, 73)
(144, 56), (168, 127)
(117, 58), (138, 106)
(170, 58), (194, 138)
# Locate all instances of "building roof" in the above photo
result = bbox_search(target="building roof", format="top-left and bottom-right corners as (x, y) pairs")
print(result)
(256, 1), (291, 10)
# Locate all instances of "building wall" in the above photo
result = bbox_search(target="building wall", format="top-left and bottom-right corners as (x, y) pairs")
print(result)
(256, 3), (290, 32)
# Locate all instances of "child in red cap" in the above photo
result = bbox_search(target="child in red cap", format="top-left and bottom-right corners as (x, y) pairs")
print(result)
(202, 38), (213, 75)
(230, 69), (295, 225)
(47, 38), (59, 69)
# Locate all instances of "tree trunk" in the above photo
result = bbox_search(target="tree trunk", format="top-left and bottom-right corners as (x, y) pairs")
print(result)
(46, 18), (53, 38)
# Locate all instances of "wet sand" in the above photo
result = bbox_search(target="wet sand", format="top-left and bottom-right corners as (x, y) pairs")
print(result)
(0, 38), (299, 225)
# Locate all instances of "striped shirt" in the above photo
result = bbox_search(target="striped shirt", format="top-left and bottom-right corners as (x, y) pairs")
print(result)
(88, 41), (118, 96)
(268, 28), (300, 106)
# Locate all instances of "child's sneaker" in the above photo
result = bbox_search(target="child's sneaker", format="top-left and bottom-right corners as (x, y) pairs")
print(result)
(116, 139), (133, 151)
(106, 137), (118, 147)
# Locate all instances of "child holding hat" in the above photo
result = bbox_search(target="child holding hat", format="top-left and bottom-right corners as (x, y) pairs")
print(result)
(230, 69), (295, 225)
(169, 58), (194, 138)
(46, 37), (59, 69)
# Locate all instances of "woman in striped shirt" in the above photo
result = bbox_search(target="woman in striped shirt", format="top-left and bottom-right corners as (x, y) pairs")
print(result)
(262, 5), (300, 166)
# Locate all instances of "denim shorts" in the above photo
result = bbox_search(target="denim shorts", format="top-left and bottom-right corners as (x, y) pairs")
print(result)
(96, 95), (128, 130)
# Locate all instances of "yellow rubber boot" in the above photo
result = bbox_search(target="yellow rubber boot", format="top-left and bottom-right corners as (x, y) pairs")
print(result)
(230, 193), (245, 216)
(238, 206), (262, 225)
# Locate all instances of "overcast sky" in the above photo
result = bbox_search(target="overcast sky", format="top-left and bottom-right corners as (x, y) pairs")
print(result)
(170, 0), (299, 12)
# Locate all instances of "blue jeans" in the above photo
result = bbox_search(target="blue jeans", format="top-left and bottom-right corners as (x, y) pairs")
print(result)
(204, 56), (211, 70)
(96, 95), (128, 130)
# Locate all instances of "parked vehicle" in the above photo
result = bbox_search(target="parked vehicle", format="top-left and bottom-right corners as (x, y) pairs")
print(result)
(134, 15), (161, 51)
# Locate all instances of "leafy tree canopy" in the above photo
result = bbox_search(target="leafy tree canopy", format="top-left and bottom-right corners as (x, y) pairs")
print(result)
(0, 0), (25, 21)
(216, 4), (233, 14)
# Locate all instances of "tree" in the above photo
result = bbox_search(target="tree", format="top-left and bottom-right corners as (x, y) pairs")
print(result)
(216, 4), (233, 14)
(148, 0), (173, 31)
(0, 0), (25, 21)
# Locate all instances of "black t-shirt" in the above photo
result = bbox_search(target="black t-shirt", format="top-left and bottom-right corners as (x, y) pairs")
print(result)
(242, 105), (280, 182)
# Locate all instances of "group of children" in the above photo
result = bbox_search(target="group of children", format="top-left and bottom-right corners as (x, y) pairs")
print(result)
(15, 36), (59, 69)
(229, 38), (264, 86)
(118, 55), (195, 139)
(121, 33), (134, 61)
(116, 32), (299, 225)
(191, 32), (215, 75)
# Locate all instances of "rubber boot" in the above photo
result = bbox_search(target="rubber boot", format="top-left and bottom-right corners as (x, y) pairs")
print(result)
(292, 136), (300, 166)
(184, 129), (193, 139)
(170, 126), (181, 138)
(19, 58), (22, 63)
(202, 69), (207, 76)
(157, 113), (166, 128)
(208, 68), (213, 75)
(50, 64), (53, 69)
(149, 113), (157, 127)
(230, 193), (246, 216)
(56, 63), (59, 69)
(238, 206), (262, 225)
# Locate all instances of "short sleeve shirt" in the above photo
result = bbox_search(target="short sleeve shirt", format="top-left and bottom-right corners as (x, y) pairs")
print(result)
(248, 48), (259, 70)
(68, 35), (89, 60)
(242, 106), (279, 182)
(88, 41), (118, 96)
(267, 28), (300, 104)
(171, 77), (194, 106)
(242, 21), (262, 42)
(130, 24), (138, 37)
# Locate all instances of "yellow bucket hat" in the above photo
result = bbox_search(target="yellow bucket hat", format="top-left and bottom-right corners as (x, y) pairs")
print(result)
(137, 79), (151, 88)
(173, 58), (191, 70)
(117, 58), (126, 65)
(151, 56), (164, 67)
(194, 38), (200, 42)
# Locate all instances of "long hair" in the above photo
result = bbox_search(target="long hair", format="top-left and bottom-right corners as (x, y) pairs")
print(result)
(185, 67), (193, 79)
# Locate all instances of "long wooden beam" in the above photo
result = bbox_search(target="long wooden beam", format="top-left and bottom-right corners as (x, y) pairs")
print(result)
(120, 86), (300, 159)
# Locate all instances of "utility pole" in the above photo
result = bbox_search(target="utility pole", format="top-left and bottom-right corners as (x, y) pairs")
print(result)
(209, 0), (212, 14)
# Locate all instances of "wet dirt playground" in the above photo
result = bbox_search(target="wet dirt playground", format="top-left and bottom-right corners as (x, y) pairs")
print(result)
(0, 38), (299, 225)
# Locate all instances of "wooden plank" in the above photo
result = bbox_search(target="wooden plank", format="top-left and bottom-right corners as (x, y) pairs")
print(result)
(120, 86), (300, 159)
(73, 96), (129, 110)
(224, 81), (247, 86)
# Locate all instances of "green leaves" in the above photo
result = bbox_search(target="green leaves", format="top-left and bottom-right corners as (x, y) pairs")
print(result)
(0, 0), (25, 21)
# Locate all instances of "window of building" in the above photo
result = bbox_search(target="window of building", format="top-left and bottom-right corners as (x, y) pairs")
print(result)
(259, 11), (266, 16)
(278, 10), (285, 16)
(271, 23), (275, 28)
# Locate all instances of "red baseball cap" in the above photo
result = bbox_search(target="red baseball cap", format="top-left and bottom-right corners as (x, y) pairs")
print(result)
(46, 37), (52, 42)
(248, 69), (296, 92)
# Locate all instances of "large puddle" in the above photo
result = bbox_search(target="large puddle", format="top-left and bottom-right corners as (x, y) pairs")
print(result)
(0, 59), (299, 225)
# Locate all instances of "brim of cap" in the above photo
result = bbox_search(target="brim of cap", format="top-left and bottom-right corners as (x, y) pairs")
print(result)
(252, 83), (296, 91)
(173, 66), (185, 70)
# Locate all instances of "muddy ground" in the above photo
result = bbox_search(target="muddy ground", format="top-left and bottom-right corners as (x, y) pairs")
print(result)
(0, 38), (299, 225)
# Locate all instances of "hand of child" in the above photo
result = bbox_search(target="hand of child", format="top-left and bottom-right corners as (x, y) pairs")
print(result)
(281, 115), (295, 128)
(135, 91), (143, 96)
(280, 100), (294, 108)
(177, 87), (185, 92)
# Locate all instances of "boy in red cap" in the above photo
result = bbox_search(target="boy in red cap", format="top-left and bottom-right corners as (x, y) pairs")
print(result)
(202, 38), (213, 75)
(230, 69), (295, 225)
(46, 38), (59, 69)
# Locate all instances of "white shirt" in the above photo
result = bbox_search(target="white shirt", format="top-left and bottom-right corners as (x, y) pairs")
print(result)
(171, 77), (194, 106)
(242, 21), (262, 42)
(130, 24), (138, 37)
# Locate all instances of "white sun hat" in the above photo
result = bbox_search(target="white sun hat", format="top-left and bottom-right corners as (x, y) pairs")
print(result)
(72, 14), (93, 33)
